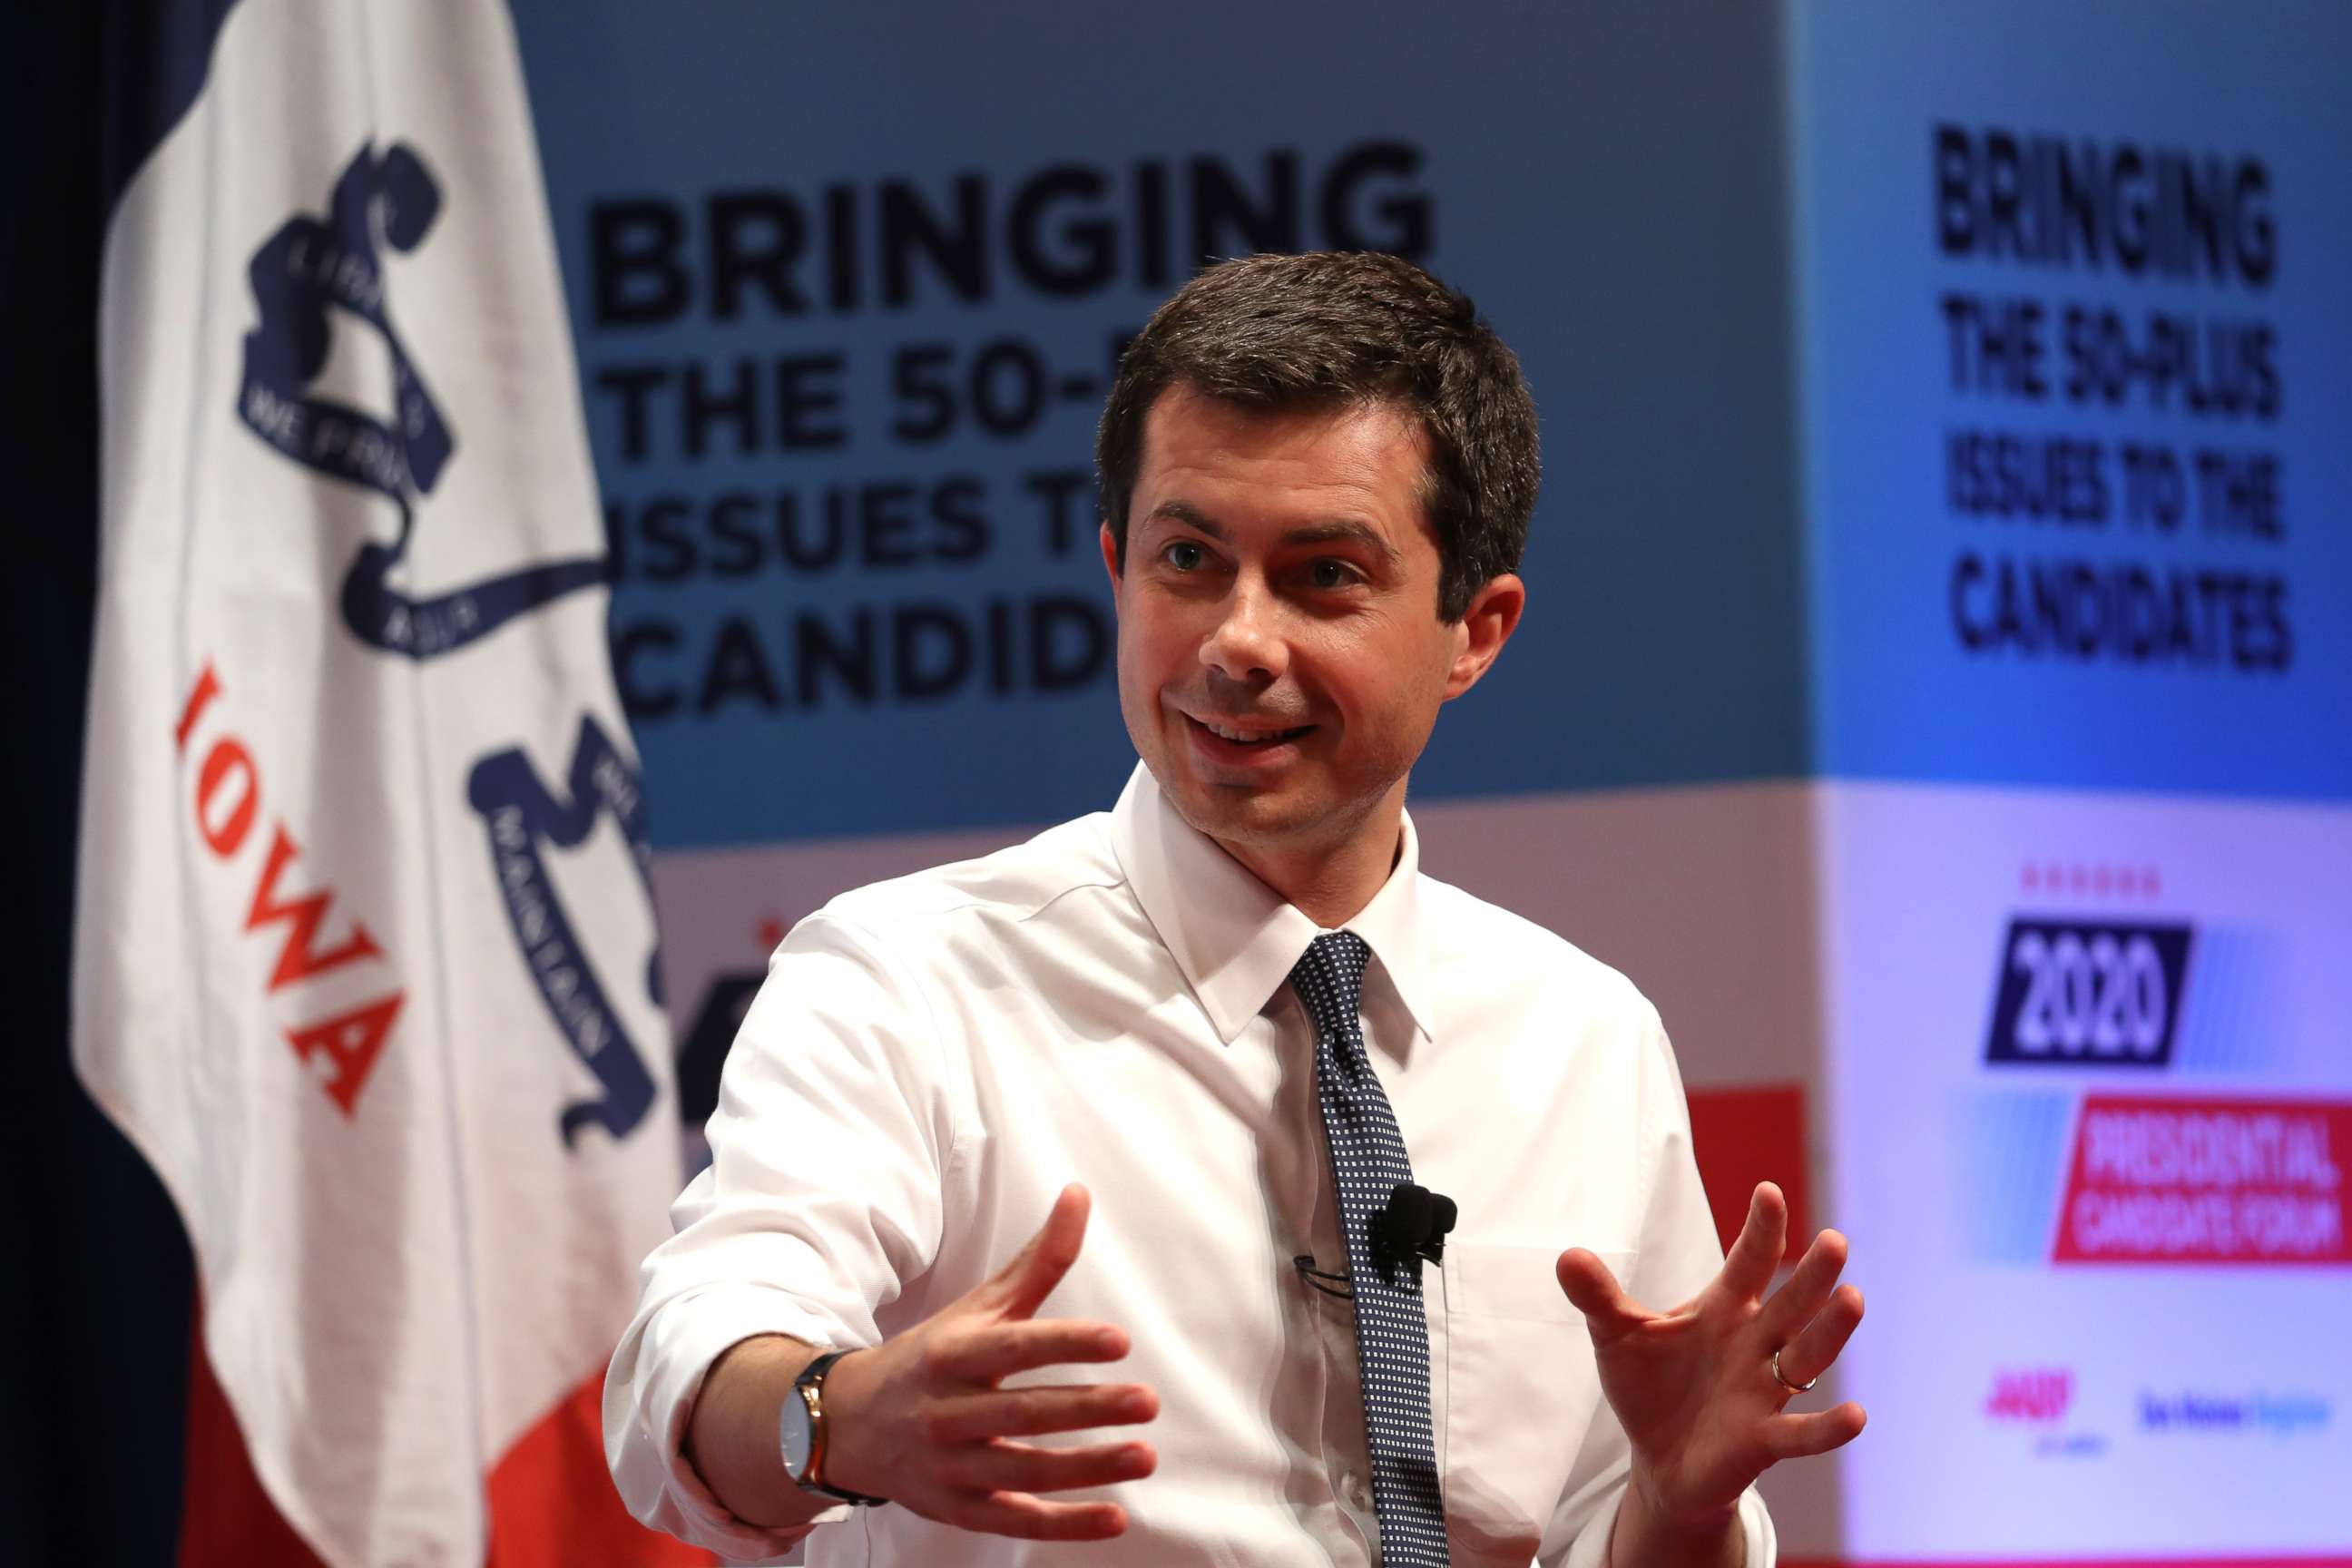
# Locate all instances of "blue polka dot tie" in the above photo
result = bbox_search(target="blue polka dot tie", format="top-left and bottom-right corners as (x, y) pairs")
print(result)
(1292, 931), (1451, 1566)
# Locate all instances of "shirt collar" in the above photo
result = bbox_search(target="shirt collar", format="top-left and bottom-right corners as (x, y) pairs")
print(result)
(1109, 763), (1435, 1048)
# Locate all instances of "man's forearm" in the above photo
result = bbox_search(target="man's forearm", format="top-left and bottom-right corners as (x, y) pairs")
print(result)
(682, 1334), (831, 1529)
(1607, 1476), (1746, 1568)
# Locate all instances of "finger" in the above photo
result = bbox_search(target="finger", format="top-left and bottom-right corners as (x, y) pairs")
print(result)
(926, 1382), (1160, 1444)
(1555, 1248), (1648, 1344)
(1756, 1228), (1850, 1346)
(941, 1436), (1158, 1495)
(942, 1494), (1129, 1543)
(1764, 1401), (1867, 1461)
(930, 1318), (1132, 1385)
(975, 1184), (1092, 1321)
(1774, 1282), (1863, 1391)
(1717, 1182), (1788, 1303)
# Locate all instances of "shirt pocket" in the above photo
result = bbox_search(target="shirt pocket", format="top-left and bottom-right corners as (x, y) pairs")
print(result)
(1441, 1243), (1624, 1564)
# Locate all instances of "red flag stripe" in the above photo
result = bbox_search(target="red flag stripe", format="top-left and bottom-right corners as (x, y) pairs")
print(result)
(180, 1311), (709, 1568)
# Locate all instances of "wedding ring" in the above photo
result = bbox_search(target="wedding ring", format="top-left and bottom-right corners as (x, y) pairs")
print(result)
(1771, 1348), (1818, 1394)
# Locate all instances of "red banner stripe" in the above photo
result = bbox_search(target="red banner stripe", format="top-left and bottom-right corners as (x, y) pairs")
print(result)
(1687, 1083), (1813, 1254)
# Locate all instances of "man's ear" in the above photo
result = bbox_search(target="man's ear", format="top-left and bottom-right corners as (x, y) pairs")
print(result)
(1443, 572), (1524, 700)
(1099, 522), (1123, 613)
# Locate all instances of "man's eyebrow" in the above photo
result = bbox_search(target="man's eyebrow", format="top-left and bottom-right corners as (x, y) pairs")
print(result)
(1280, 519), (1400, 564)
(1144, 501), (1400, 564)
(1145, 499), (1226, 538)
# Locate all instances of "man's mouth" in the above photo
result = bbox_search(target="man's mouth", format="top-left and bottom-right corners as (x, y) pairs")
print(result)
(1187, 715), (1315, 747)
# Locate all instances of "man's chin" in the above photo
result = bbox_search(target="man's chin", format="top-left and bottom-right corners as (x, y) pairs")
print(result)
(1161, 769), (1317, 845)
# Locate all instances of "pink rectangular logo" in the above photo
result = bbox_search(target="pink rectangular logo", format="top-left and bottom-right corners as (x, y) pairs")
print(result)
(2053, 1094), (2349, 1264)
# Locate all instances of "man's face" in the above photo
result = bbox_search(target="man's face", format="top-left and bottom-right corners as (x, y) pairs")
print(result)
(1102, 385), (1517, 870)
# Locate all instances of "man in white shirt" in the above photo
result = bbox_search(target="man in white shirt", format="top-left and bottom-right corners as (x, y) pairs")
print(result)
(605, 251), (1866, 1567)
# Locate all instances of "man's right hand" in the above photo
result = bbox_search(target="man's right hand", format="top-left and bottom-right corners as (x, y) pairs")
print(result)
(689, 1183), (1158, 1543)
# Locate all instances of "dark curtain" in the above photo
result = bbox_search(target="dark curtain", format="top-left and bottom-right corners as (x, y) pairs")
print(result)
(1, 5), (196, 1562)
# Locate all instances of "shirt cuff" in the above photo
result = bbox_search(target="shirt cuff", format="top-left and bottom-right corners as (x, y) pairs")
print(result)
(1559, 1485), (1776, 1568)
(616, 1285), (868, 1563)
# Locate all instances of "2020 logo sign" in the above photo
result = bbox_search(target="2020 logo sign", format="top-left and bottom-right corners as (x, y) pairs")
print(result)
(1984, 917), (2193, 1067)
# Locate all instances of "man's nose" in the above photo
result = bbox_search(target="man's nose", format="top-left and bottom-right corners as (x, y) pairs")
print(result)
(1200, 579), (1288, 682)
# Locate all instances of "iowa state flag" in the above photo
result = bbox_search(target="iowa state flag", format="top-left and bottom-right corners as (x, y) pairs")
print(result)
(71, 5), (703, 1563)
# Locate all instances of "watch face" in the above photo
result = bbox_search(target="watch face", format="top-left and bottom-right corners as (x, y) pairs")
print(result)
(779, 1386), (816, 1479)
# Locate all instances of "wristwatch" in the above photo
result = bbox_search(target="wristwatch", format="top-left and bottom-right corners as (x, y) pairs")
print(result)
(779, 1349), (888, 1506)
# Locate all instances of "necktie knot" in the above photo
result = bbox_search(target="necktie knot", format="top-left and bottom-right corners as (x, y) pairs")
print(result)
(1291, 930), (1372, 1043)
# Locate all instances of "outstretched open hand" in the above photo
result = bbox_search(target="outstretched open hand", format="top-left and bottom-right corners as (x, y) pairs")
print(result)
(1555, 1182), (1867, 1529)
(821, 1184), (1159, 1541)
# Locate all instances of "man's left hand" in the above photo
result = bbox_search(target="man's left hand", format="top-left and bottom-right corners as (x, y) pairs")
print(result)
(1555, 1181), (1867, 1534)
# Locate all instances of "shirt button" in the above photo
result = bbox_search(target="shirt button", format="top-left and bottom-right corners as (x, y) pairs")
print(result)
(1343, 1471), (1369, 1510)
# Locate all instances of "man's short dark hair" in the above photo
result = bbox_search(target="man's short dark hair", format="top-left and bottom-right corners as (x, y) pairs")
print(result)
(1095, 250), (1539, 622)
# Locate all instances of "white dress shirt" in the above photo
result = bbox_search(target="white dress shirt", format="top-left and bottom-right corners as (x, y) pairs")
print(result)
(604, 764), (1775, 1567)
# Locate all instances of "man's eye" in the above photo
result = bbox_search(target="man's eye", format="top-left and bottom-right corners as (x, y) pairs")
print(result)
(1163, 541), (1206, 571)
(1308, 559), (1357, 589)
